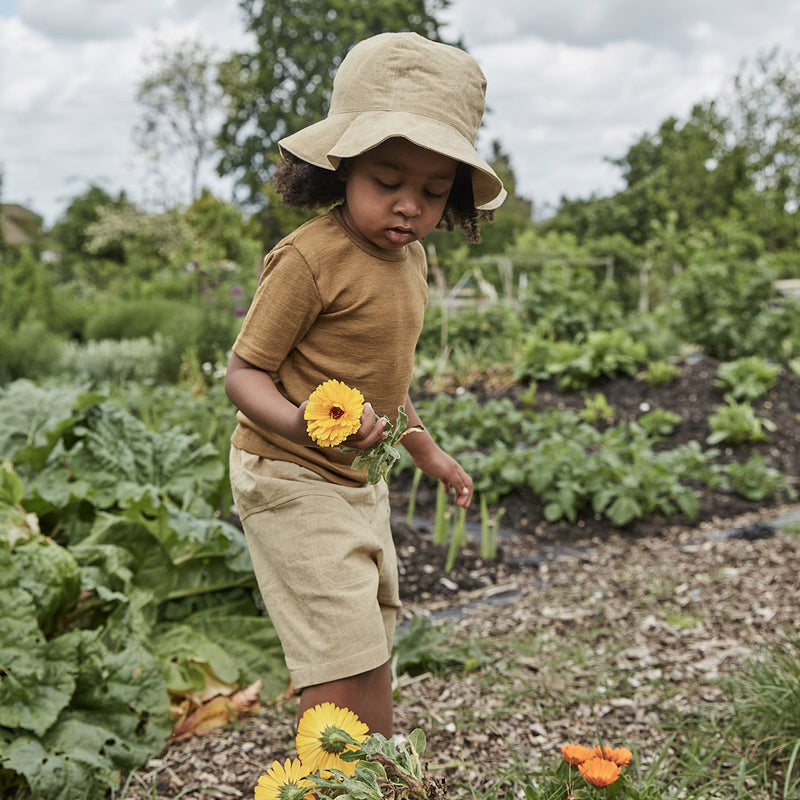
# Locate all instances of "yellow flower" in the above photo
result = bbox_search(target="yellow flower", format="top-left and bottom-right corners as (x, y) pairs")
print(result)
(254, 758), (314, 800)
(296, 702), (369, 777)
(593, 744), (633, 765)
(304, 380), (364, 447)
(560, 743), (595, 765)
(578, 756), (622, 787)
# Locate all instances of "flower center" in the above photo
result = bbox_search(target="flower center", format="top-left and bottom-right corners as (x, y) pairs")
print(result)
(329, 406), (345, 419)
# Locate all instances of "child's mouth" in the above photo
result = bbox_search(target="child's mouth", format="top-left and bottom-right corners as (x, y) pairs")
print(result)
(387, 227), (415, 244)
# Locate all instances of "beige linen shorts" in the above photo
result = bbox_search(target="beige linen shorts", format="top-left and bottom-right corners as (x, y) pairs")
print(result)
(229, 445), (401, 690)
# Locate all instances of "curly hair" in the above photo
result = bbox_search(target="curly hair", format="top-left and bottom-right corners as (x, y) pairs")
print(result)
(273, 153), (494, 244)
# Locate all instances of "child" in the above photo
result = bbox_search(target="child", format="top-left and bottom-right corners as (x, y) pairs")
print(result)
(225, 31), (505, 737)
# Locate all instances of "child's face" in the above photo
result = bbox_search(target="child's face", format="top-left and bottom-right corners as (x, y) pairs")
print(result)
(340, 138), (457, 252)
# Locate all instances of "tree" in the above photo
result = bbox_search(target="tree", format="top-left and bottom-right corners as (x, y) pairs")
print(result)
(217, 0), (451, 206)
(722, 48), (800, 249)
(134, 39), (223, 204)
(49, 185), (130, 269)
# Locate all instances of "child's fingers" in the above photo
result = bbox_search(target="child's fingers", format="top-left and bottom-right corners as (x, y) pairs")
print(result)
(352, 403), (387, 447)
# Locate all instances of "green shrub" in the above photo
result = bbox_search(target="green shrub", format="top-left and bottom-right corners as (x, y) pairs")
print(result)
(516, 328), (648, 390)
(580, 392), (615, 424)
(58, 337), (164, 384)
(83, 299), (238, 384)
(83, 298), (194, 341)
(0, 321), (63, 384)
(668, 261), (796, 359)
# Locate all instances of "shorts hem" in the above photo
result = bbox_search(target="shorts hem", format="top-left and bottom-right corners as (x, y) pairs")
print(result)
(289, 643), (390, 691)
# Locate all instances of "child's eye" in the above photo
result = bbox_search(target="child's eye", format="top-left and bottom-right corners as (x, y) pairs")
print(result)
(425, 189), (446, 199)
(376, 179), (399, 190)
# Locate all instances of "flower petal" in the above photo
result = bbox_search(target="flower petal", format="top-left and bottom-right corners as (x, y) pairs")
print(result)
(560, 743), (595, 765)
(593, 744), (633, 765)
(578, 757), (622, 787)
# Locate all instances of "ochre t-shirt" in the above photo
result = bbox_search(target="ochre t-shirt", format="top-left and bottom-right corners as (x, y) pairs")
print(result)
(230, 206), (428, 486)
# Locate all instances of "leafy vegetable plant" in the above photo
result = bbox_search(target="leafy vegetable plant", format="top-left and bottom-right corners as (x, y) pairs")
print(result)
(0, 380), (286, 800)
(707, 401), (777, 445)
(714, 356), (780, 402)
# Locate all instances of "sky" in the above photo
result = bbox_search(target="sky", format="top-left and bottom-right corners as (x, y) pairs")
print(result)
(2, 0), (800, 227)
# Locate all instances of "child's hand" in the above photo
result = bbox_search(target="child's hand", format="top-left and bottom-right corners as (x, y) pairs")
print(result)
(413, 447), (473, 509)
(343, 402), (389, 451)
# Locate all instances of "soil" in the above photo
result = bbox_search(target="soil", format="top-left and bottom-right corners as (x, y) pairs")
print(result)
(124, 356), (800, 799)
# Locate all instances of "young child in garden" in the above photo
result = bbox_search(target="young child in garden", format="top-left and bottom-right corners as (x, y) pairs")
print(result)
(225, 31), (505, 737)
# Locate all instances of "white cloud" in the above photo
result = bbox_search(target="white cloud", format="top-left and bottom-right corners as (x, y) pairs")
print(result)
(18, 0), (171, 40)
(2, 0), (800, 225)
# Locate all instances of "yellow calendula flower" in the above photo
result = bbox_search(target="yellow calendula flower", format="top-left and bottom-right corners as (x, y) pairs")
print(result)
(254, 758), (314, 800)
(296, 702), (369, 777)
(593, 744), (633, 765)
(304, 380), (364, 447)
(578, 756), (622, 787)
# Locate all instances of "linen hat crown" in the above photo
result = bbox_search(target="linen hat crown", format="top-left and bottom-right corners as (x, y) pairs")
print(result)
(278, 31), (506, 210)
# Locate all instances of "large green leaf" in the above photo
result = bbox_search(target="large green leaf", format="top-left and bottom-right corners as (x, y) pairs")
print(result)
(10, 536), (81, 635)
(72, 511), (253, 605)
(69, 639), (173, 770)
(151, 608), (287, 700)
(64, 404), (224, 512)
(0, 380), (104, 472)
(1, 639), (172, 800)
(0, 547), (85, 737)
(0, 581), (84, 737)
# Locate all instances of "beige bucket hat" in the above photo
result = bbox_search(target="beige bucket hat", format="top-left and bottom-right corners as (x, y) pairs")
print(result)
(278, 32), (506, 210)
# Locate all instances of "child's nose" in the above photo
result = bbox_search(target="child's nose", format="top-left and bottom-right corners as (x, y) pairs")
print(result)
(394, 190), (422, 218)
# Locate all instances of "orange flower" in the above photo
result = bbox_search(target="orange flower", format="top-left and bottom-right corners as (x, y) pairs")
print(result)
(304, 380), (364, 447)
(579, 757), (622, 787)
(561, 743), (595, 765)
(593, 744), (633, 765)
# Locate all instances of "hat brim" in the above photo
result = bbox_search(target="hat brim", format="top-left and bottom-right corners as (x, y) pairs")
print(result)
(279, 111), (506, 210)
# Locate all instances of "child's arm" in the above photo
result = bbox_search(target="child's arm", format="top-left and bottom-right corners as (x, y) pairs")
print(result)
(225, 353), (388, 449)
(400, 394), (473, 509)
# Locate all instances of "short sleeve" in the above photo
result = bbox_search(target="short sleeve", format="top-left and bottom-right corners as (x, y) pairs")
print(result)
(232, 245), (323, 372)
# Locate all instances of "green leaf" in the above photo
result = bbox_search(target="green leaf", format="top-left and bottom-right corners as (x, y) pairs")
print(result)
(0, 380), (103, 471)
(9, 536), (81, 635)
(0, 619), (84, 737)
(407, 728), (427, 757)
(543, 501), (563, 522)
(606, 495), (642, 526)
(156, 608), (288, 700)
(150, 623), (241, 692)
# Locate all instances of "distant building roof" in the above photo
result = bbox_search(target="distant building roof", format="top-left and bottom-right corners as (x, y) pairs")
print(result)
(1, 203), (44, 245)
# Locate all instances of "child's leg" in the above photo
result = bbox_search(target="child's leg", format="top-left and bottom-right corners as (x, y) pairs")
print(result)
(298, 661), (393, 736)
